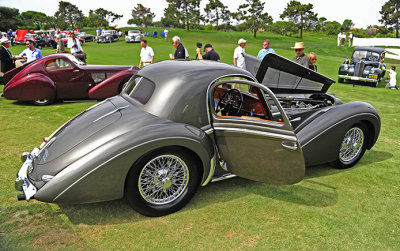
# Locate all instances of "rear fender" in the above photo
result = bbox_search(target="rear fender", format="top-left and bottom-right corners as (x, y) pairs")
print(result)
(297, 101), (380, 166)
(88, 69), (138, 99)
(34, 124), (215, 204)
(4, 73), (55, 101)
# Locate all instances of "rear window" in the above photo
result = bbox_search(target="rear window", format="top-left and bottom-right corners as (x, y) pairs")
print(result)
(124, 76), (155, 105)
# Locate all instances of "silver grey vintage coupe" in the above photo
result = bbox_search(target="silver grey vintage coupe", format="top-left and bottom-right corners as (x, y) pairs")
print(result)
(15, 53), (381, 216)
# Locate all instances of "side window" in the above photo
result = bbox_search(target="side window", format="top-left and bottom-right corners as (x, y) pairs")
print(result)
(128, 77), (155, 105)
(46, 59), (73, 71)
(213, 82), (271, 120)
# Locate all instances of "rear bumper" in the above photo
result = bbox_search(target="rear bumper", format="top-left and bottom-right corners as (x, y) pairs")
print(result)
(15, 148), (40, 201)
(338, 75), (378, 83)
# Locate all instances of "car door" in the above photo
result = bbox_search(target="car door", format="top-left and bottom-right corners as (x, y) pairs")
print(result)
(45, 58), (90, 99)
(208, 79), (305, 185)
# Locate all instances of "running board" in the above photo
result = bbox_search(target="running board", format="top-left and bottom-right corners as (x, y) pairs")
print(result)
(211, 173), (237, 183)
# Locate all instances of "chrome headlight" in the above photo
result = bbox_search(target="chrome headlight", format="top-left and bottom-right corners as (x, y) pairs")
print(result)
(370, 69), (376, 73)
(344, 64), (349, 71)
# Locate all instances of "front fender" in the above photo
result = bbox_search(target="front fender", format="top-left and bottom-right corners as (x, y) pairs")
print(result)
(88, 69), (138, 99)
(34, 122), (215, 204)
(297, 101), (380, 166)
(4, 73), (55, 101)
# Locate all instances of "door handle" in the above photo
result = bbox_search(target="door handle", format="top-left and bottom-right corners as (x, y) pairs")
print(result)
(73, 69), (79, 73)
(281, 141), (298, 150)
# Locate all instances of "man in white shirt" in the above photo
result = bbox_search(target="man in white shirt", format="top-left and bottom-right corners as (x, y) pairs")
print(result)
(18, 40), (42, 63)
(385, 66), (398, 90)
(67, 33), (86, 64)
(164, 28), (168, 41)
(233, 38), (246, 69)
(139, 39), (154, 68)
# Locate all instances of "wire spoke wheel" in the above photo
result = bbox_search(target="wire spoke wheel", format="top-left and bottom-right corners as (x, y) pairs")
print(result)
(339, 127), (364, 163)
(138, 155), (189, 205)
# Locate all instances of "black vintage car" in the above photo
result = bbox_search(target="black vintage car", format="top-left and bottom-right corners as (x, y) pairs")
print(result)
(77, 32), (95, 42)
(96, 30), (120, 43)
(338, 46), (386, 87)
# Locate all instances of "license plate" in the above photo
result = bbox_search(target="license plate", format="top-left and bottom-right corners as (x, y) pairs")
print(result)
(369, 74), (377, 79)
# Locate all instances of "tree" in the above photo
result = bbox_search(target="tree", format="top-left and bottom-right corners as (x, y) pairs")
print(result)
(342, 19), (354, 31)
(325, 21), (341, 35)
(280, 0), (317, 38)
(204, 0), (228, 30)
(161, 5), (182, 28)
(235, 0), (273, 38)
(267, 21), (297, 36)
(87, 8), (123, 28)
(18, 11), (47, 30)
(164, 0), (201, 31)
(0, 7), (20, 31)
(315, 17), (327, 31)
(54, 1), (84, 29)
(128, 4), (155, 27)
(379, 0), (400, 38)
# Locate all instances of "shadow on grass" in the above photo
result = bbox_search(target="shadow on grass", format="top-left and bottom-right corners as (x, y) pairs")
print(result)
(55, 150), (391, 225)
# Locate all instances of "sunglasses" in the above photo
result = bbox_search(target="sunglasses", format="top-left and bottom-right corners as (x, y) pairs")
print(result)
(312, 58), (317, 61)
(295, 49), (303, 52)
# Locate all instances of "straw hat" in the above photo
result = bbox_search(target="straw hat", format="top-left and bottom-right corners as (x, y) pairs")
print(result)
(238, 38), (247, 44)
(0, 37), (10, 44)
(291, 42), (306, 49)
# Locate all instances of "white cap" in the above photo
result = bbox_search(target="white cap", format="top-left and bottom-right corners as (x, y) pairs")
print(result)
(0, 37), (10, 44)
(172, 36), (180, 43)
(238, 38), (247, 44)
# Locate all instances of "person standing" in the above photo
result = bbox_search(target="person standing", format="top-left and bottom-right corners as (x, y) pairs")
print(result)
(348, 32), (354, 47)
(291, 42), (309, 68)
(196, 44), (220, 61)
(55, 34), (66, 53)
(164, 28), (169, 41)
(139, 39), (154, 68)
(18, 40), (42, 63)
(257, 40), (276, 59)
(67, 33), (86, 64)
(233, 38), (246, 69)
(0, 38), (16, 76)
(170, 36), (185, 59)
(307, 52), (318, 72)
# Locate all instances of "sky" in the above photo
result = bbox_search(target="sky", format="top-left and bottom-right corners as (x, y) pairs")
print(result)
(0, 0), (388, 29)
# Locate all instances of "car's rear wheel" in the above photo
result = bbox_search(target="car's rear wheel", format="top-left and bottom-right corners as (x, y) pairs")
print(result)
(32, 99), (54, 106)
(338, 78), (344, 83)
(126, 147), (200, 217)
(331, 123), (367, 169)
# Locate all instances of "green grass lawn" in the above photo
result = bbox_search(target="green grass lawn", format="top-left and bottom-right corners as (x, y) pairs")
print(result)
(1, 29), (400, 250)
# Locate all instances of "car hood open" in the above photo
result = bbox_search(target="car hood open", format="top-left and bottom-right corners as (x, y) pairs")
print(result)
(244, 53), (335, 94)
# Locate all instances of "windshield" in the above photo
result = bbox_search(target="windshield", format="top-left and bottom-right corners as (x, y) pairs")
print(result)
(352, 50), (380, 63)
(66, 54), (85, 66)
(103, 30), (113, 34)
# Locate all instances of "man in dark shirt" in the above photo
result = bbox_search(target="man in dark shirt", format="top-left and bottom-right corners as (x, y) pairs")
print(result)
(291, 42), (309, 68)
(0, 38), (16, 76)
(196, 44), (220, 61)
(170, 36), (186, 59)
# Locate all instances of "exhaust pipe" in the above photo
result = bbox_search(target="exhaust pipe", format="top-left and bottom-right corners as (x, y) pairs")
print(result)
(17, 194), (26, 201)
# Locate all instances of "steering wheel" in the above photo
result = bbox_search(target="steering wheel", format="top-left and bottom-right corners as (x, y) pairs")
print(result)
(216, 88), (243, 116)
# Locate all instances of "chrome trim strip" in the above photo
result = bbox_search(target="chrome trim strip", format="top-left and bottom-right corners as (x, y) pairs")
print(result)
(211, 173), (237, 183)
(204, 128), (214, 135)
(15, 148), (40, 200)
(213, 127), (297, 141)
(302, 112), (380, 147)
(201, 152), (217, 186)
(93, 105), (129, 123)
(338, 75), (378, 83)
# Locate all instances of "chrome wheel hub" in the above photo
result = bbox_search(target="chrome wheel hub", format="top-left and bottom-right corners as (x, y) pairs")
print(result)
(339, 127), (364, 163)
(138, 155), (189, 205)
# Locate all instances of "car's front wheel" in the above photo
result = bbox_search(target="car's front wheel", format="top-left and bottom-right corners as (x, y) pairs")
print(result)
(331, 123), (368, 169)
(32, 99), (54, 106)
(126, 147), (201, 217)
